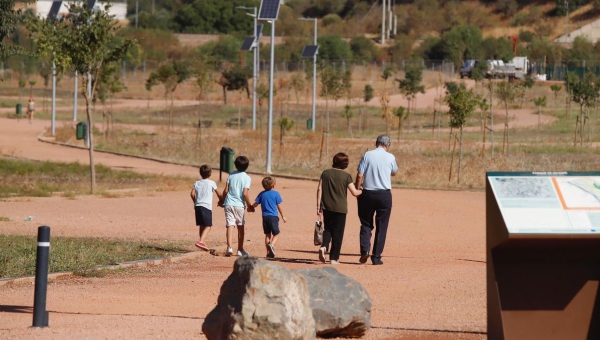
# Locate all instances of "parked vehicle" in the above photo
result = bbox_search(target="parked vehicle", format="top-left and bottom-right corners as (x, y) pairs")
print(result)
(460, 59), (477, 79)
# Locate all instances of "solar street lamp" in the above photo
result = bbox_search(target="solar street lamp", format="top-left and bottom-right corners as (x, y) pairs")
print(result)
(258, 0), (281, 174)
(298, 17), (318, 132)
(235, 6), (260, 131)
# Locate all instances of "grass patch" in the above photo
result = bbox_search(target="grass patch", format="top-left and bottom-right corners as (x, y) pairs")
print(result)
(0, 216), (10, 222)
(0, 157), (192, 198)
(0, 234), (188, 278)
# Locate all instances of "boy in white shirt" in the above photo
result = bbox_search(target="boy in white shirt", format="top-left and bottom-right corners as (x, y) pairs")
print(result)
(190, 165), (222, 251)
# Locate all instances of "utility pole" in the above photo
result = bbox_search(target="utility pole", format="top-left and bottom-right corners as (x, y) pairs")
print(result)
(381, 0), (386, 44)
(565, 0), (569, 44)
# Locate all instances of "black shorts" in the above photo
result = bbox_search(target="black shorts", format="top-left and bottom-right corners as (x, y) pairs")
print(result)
(262, 216), (280, 235)
(194, 206), (212, 227)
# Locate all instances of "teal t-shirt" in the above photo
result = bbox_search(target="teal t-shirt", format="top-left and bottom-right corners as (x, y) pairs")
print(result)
(223, 171), (252, 207)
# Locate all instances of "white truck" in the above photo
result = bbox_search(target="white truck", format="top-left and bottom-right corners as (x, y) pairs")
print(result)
(461, 57), (530, 79)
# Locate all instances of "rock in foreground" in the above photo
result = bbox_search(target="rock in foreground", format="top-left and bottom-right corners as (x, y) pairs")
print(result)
(202, 257), (315, 340)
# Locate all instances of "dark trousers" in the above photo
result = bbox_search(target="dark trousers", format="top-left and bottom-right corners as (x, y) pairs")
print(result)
(322, 210), (347, 261)
(358, 190), (392, 261)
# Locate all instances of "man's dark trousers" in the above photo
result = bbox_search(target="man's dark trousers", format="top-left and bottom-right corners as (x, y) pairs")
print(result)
(358, 189), (392, 262)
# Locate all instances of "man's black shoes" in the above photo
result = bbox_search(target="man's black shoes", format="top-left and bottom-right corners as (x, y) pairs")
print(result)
(359, 253), (369, 264)
(372, 259), (383, 265)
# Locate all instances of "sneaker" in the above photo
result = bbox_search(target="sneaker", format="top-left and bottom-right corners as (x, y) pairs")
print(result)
(359, 253), (370, 264)
(267, 243), (276, 258)
(372, 259), (384, 265)
(195, 242), (209, 251)
(330, 260), (340, 265)
(225, 247), (234, 257)
(318, 247), (326, 263)
(237, 250), (249, 257)
(266, 253), (275, 259)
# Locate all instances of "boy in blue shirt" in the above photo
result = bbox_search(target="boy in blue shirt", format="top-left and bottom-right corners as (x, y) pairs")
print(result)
(252, 176), (287, 258)
(219, 156), (255, 257)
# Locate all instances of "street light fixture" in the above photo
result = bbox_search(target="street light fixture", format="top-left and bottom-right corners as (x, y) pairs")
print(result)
(235, 6), (259, 131)
(298, 17), (317, 132)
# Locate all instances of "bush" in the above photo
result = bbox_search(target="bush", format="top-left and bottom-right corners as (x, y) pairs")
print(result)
(350, 36), (380, 62)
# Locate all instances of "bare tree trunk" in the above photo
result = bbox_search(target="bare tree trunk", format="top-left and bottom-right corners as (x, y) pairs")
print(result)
(458, 127), (463, 184)
(449, 134), (457, 183)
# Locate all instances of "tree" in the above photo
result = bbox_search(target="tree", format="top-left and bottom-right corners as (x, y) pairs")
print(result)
(218, 64), (251, 105)
(396, 60), (425, 133)
(278, 117), (294, 148)
(362, 84), (374, 132)
(28, 80), (36, 98)
(192, 57), (214, 147)
(567, 72), (600, 146)
(495, 81), (516, 156)
(95, 62), (126, 139)
(289, 72), (305, 107)
(0, 0), (32, 58)
(256, 82), (272, 135)
(381, 64), (394, 92)
(28, 1), (134, 194)
(340, 104), (353, 137)
(146, 60), (191, 130)
(392, 106), (408, 143)
(444, 86), (479, 184)
(319, 64), (343, 163)
(533, 96), (546, 139)
(550, 84), (562, 108)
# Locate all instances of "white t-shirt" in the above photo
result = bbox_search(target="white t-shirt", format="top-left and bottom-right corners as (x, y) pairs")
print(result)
(193, 179), (217, 210)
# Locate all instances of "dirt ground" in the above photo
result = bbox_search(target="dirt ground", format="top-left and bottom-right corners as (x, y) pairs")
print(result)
(0, 84), (556, 338)
(0, 115), (488, 340)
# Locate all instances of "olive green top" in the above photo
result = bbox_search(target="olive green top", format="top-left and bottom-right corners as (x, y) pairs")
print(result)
(320, 168), (353, 214)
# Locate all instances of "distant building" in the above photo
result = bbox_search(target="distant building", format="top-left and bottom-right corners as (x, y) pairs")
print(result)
(32, 1), (127, 20)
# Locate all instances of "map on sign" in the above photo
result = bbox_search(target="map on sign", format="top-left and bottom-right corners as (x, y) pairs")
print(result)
(488, 173), (600, 234)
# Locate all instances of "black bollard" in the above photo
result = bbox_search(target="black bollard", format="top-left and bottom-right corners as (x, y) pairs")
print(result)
(32, 226), (50, 328)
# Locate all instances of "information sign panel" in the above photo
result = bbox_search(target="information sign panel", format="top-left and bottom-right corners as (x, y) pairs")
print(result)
(488, 172), (600, 234)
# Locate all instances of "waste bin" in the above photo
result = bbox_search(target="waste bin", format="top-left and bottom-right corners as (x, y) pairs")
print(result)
(219, 146), (235, 181)
(306, 118), (313, 130)
(76, 121), (87, 140)
(16, 103), (22, 116)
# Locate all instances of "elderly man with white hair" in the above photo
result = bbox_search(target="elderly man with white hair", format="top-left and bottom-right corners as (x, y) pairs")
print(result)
(354, 134), (398, 265)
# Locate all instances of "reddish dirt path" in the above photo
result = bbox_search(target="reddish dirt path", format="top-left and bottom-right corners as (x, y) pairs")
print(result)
(0, 117), (487, 339)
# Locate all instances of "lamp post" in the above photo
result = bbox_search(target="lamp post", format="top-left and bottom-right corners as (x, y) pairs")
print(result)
(236, 6), (259, 131)
(299, 17), (317, 132)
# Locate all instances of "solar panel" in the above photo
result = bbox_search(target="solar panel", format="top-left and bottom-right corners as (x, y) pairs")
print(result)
(301, 45), (319, 58)
(258, 0), (281, 20)
(241, 37), (256, 51)
(256, 24), (264, 38)
(48, 1), (62, 22)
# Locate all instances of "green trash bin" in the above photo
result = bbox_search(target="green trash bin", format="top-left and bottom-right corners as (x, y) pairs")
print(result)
(219, 146), (235, 181)
(76, 122), (87, 140)
(16, 103), (22, 116)
(306, 118), (313, 130)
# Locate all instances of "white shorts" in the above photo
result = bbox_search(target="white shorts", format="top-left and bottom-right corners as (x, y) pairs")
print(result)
(224, 206), (245, 227)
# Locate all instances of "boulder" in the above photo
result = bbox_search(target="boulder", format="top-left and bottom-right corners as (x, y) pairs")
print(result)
(202, 257), (315, 340)
(296, 267), (371, 338)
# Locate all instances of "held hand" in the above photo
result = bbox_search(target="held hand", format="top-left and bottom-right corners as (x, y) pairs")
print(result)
(247, 205), (255, 213)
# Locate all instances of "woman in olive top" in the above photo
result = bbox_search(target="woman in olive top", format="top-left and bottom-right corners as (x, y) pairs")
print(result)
(316, 152), (362, 264)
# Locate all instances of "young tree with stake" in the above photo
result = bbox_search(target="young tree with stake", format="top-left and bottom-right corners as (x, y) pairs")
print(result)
(28, 1), (134, 194)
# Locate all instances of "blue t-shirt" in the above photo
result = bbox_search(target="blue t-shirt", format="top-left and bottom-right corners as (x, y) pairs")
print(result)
(223, 171), (252, 207)
(255, 190), (282, 217)
(357, 147), (398, 190)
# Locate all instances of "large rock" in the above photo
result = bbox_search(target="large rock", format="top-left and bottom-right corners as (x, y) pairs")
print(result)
(202, 257), (315, 340)
(296, 267), (371, 338)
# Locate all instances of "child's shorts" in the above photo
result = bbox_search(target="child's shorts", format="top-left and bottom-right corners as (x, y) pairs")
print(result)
(262, 216), (280, 235)
(224, 206), (245, 226)
(194, 206), (212, 227)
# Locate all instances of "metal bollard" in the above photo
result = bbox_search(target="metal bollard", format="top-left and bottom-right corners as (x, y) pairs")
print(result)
(32, 226), (50, 328)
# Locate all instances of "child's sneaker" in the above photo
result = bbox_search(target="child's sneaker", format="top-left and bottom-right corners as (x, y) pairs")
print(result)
(267, 243), (276, 258)
(195, 242), (209, 251)
(225, 247), (234, 257)
(237, 250), (249, 257)
(266, 253), (275, 259)
(330, 259), (340, 265)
